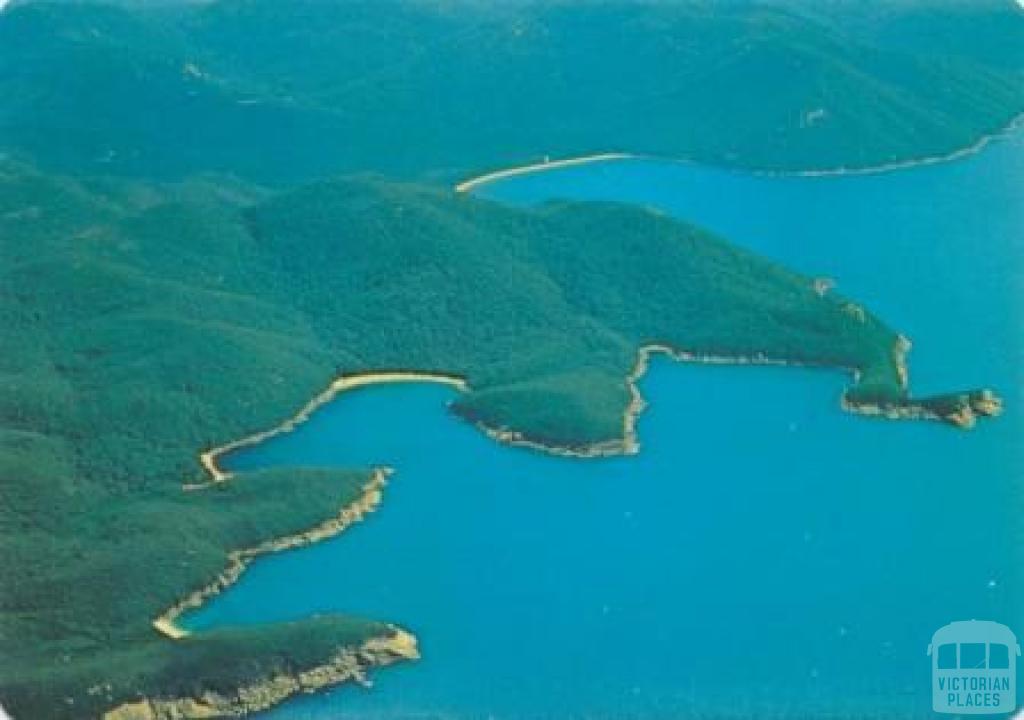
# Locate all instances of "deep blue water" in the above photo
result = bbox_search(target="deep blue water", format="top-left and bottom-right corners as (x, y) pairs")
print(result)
(183, 132), (1023, 719)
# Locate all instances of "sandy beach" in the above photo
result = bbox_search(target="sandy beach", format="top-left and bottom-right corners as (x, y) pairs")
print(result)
(455, 153), (634, 194)
(195, 371), (468, 487)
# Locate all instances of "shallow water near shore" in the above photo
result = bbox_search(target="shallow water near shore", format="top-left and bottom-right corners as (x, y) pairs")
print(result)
(183, 130), (1024, 719)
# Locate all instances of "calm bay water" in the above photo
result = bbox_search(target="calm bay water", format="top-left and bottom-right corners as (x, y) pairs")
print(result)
(183, 132), (1023, 719)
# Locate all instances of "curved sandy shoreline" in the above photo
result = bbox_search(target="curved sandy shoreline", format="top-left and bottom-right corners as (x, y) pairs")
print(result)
(455, 153), (635, 193)
(455, 113), (1024, 192)
(128, 373), (468, 718)
(163, 372), (469, 635)
(194, 371), (468, 488)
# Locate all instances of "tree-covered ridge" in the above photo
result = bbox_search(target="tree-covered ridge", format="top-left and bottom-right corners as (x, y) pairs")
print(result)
(1, 0), (1021, 183)
(0, 161), (997, 716)
(0, 1), (1017, 716)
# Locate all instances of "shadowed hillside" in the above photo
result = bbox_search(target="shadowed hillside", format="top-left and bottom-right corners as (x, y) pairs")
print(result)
(0, 0), (1021, 183)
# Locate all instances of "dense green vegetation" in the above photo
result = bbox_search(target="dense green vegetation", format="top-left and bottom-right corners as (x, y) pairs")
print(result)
(3, 617), (389, 718)
(1, 0), (1021, 183)
(1, 1), (1018, 716)
(0, 158), (997, 716)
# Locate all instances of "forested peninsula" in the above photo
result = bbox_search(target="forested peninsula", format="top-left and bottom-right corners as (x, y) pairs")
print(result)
(1, 0), (1022, 717)
(0, 163), (1003, 718)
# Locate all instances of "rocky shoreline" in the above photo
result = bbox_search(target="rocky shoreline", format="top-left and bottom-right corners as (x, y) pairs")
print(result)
(466, 338), (1002, 459)
(102, 628), (419, 720)
(843, 388), (1003, 429)
(764, 111), (1024, 178)
(136, 340), (999, 718)
(461, 343), (822, 459)
(153, 468), (392, 639)
(124, 467), (416, 719)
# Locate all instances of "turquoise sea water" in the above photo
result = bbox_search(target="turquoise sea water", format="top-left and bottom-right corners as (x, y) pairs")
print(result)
(183, 132), (1023, 719)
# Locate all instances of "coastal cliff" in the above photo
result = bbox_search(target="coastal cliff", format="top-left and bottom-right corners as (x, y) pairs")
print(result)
(843, 388), (1004, 429)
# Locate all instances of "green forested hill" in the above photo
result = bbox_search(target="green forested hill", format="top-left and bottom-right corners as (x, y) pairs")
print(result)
(0, 0), (1021, 183)
(0, 1), (1019, 716)
(0, 160), (997, 717)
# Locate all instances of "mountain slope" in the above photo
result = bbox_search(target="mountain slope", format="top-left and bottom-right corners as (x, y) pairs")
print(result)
(1, 0), (1021, 183)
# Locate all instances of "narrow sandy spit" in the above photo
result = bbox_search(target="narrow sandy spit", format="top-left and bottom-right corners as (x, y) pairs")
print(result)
(455, 153), (635, 193)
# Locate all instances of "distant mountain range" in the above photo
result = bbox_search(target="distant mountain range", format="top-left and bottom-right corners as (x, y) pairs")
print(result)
(1, 0), (1021, 182)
